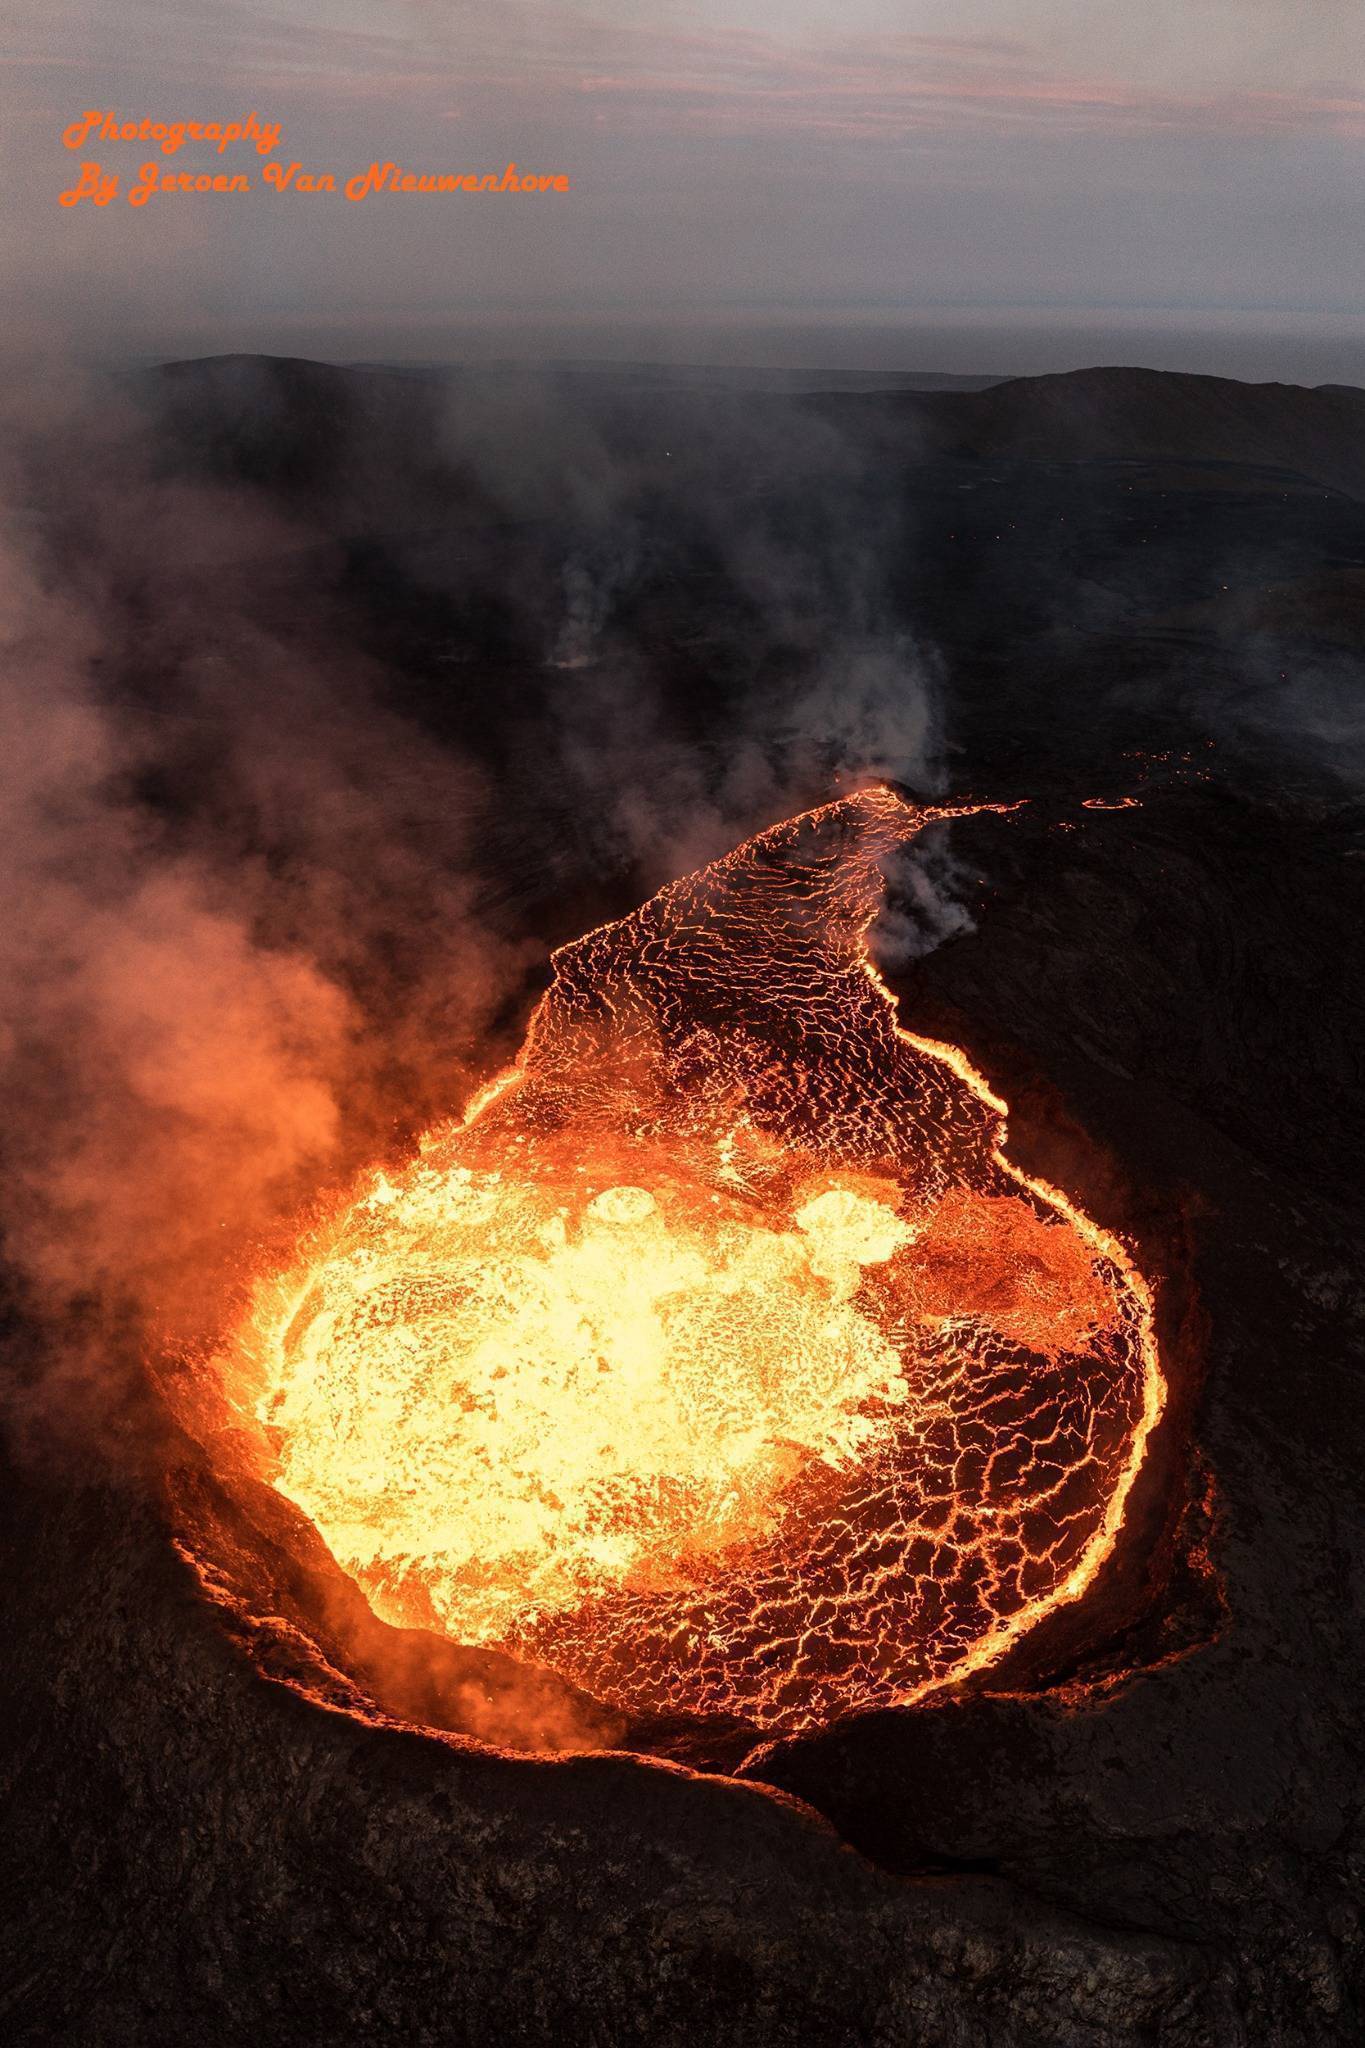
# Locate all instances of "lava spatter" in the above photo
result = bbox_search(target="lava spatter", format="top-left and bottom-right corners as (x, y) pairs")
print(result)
(221, 788), (1164, 1733)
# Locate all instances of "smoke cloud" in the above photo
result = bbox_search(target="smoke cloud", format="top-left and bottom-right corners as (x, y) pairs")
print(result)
(869, 826), (981, 973)
(0, 383), (497, 1404)
(0, 356), (952, 1450)
(433, 365), (947, 882)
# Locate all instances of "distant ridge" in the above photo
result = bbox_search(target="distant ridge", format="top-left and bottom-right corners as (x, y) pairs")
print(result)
(840, 364), (1365, 498)
(143, 355), (1365, 501)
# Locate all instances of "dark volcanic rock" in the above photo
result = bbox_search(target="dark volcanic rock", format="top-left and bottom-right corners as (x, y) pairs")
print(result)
(2, 360), (1363, 2044)
(3, 1457), (1238, 2048)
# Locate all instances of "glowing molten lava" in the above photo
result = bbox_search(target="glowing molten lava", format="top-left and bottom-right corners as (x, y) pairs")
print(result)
(222, 789), (1163, 1733)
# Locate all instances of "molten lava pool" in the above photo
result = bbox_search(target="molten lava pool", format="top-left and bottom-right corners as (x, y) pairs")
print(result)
(219, 788), (1163, 1733)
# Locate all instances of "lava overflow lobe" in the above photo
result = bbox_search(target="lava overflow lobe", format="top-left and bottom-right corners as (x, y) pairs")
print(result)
(225, 788), (1163, 1734)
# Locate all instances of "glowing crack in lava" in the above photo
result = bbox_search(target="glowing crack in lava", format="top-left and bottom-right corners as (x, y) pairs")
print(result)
(223, 788), (1164, 1732)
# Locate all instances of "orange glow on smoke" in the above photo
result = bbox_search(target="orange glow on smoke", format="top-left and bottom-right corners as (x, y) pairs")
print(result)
(220, 788), (1164, 1732)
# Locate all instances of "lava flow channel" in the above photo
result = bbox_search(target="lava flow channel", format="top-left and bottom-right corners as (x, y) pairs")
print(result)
(221, 787), (1164, 1733)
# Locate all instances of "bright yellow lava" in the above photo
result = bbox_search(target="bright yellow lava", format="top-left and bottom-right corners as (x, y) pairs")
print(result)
(261, 1157), (918, 1643)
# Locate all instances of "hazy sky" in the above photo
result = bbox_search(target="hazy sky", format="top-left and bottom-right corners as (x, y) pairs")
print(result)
(5, 0), (1364, 376)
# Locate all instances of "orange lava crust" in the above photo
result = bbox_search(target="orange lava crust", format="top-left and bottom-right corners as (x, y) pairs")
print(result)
(219, 789), (1164, 1732)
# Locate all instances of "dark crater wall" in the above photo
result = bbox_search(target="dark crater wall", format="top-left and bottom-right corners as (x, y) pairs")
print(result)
(2, 360), (1363, 2045)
